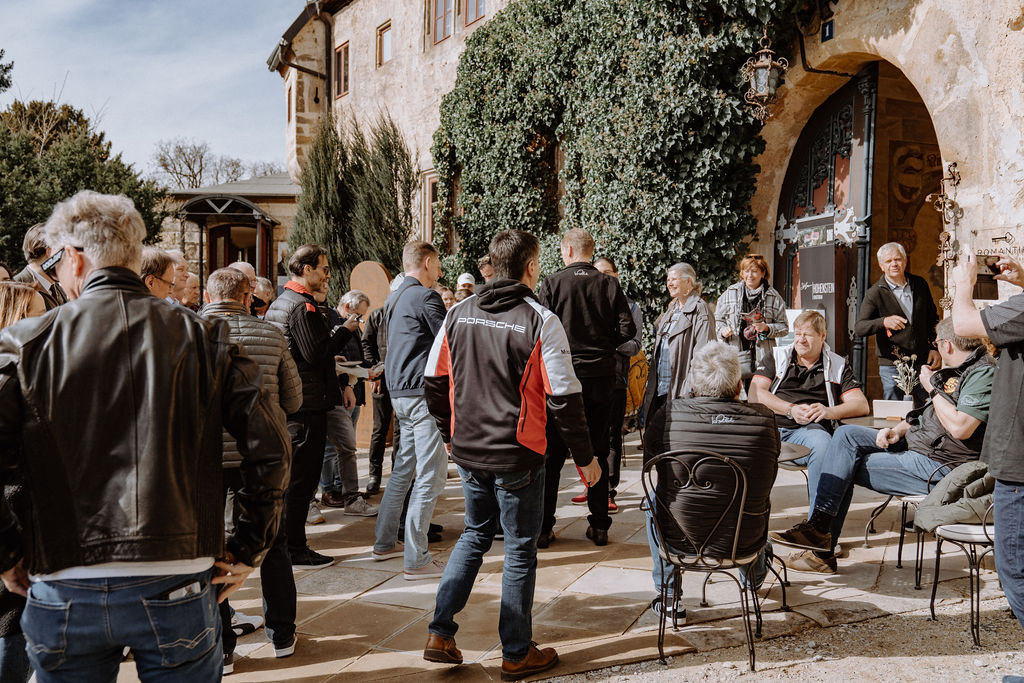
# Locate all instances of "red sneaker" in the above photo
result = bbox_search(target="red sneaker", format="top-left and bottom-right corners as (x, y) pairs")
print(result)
(608, 498), (619, 514)
(571, 492), (588, 505)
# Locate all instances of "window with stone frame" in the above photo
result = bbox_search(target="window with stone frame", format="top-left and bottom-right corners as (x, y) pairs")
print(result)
(466, 0), (486, 26)
(334, 42), (350, 97)
(432, 0), (453, 44)
(377, 21), (392, 67)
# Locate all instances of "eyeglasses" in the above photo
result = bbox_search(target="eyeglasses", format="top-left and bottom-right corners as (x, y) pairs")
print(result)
(150, 274), (174, 287)
(41, 246), (85, 278)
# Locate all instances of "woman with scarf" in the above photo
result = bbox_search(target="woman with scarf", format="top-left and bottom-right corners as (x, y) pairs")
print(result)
(714, 254), (788, 387)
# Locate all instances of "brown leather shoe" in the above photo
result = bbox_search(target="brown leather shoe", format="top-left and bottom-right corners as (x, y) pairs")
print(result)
(423, 633), (463, 664)
(320, 490), (348, 508)
(501, 642), (558, 681)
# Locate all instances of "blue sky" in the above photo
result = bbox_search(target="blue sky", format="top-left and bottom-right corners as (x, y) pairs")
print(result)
(0, 0), (304, 175)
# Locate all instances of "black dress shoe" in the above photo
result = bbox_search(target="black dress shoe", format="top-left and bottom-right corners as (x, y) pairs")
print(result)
(536, 530), (555, 549)
(586, 526), (608, 547)
(365, 476), (381, 496)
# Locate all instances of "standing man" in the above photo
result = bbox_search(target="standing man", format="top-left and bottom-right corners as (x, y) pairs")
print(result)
(361, 276), (404, 496)
(854, 242), (940, 403)
(592, 256), (643, 513)
(14, 223), (67, 309)
(951, 253), (1024, 631)
(422, 229), (600, 680)
(537, 229), (636, 547)
(202, 267), (303, 666)
(320, 290), (378, 517)
(372, 241), (449, 579)
(0, 190), (290, 681)
(266, 245), (360, 567)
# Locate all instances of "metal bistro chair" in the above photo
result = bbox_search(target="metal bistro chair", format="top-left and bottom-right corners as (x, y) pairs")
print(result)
(642, 448), (789, 671)
(927, 503), (995, 646)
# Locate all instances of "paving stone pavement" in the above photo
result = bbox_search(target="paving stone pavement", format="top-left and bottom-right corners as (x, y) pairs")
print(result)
(115, 432), (1000, 682)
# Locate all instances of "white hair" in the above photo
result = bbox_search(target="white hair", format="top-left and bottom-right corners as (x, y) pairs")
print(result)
(667, 262), (702, 296)
(44, 190), (146, 272)
(876, 242), (907, 263)
(340, 289), (369, 309)
(229, 261), (257, 280)
(688, 342), (742, 399)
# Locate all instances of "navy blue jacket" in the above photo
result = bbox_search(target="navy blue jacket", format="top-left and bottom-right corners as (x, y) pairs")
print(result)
(385, 276), (447, 398)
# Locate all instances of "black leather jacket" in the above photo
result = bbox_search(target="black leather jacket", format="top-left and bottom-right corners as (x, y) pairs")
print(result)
(0, 268), (291, 574)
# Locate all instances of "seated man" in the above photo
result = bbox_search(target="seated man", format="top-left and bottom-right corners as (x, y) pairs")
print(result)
(771, 318), (995, 574)
(748, 310), (869, 510)
(643, 342), (780, 621)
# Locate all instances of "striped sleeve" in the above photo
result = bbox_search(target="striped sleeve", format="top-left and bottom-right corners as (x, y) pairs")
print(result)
(527, 300), (581, 397)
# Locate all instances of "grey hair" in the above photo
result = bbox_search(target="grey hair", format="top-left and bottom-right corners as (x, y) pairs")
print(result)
(44, 190), (146, 272)
(876, 242), (907, 263)
(688, 342), (742, 399)
(667, 262), (702, 296)
(340, 289), (370, 310)
(254, 277), (276, 301)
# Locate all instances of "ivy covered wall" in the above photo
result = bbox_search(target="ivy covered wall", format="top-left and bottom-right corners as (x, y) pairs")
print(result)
(432, 0), (798, 320)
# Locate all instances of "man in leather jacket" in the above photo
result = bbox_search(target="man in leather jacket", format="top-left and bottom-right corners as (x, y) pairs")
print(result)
(0, 190), (291, 681)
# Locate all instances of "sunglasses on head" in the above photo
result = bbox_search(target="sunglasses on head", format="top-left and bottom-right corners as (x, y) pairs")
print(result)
(41, 246), (84, 279)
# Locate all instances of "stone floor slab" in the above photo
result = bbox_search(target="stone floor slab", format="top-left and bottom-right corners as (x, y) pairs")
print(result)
(563, 565), (655, 602)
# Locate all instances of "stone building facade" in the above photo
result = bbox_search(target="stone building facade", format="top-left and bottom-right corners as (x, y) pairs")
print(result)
(268, 0), (509, 241)
(749, 0), (1024, 393)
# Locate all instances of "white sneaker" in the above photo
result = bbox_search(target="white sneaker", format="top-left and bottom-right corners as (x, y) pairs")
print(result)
(307, 502), (325, 525)
(404, 558), (446, 581)
(231, 610), (264, 636)
(344, 496), (379, 517)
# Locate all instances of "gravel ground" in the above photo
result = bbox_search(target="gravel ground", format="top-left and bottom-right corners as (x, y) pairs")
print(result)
(548, 597), (1024, 682)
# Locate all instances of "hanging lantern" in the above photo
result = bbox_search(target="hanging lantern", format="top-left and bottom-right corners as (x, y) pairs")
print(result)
(741, 27), (789, 122)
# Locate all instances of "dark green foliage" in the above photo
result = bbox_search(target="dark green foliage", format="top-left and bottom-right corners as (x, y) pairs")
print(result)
(291, 112), (417, 303)
(432, 0), (798, 322)
(0, 50), (12, 94)
(0, 99), (167, 270)
(291, 113), (352, 303)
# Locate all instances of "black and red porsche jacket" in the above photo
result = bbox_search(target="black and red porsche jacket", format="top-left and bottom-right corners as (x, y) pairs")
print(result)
(424, 279), (594, 473)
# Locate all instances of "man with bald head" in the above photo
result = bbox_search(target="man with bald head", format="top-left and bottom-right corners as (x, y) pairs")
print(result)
(229, 262), (265, 316)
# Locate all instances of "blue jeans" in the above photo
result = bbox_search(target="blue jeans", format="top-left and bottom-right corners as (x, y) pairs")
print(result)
(994, 480), (1024, 632)
(0, 633), (31, 683)
(22, 569), (220, 682)
(374, 395), (447, 570)
(644, 494), (768, 594)
(321, 405), (360, 497)
(430, 464), (545, 662)
(814, 425), (949, 555)
(778, 424), (833, 510)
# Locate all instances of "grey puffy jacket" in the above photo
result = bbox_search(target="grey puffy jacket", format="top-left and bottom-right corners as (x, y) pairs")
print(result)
(203, 301), (303, 467)
(914, 461), (994, 533)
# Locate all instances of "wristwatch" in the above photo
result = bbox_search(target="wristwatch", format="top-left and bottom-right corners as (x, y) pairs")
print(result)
(785, 406), (793, 420)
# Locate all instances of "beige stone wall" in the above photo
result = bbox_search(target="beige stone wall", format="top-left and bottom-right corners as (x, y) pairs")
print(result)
(751, 0), (1024, 300)
(280, 0), (511, 240)
(284, 22), (331, 183)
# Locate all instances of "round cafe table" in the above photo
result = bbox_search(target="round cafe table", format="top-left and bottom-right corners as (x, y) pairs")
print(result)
(841, 416), (903, 429)
(778, 441), (811, 464)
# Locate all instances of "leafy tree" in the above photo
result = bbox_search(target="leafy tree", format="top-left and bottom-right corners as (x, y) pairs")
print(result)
(291, 112), (416, 302)
(0, 98), (167, 270)
(152, 137), (284, 189)
(0, 50), (12, 94)
(432, 0), (798, 323)
(347, 114), (417, 279)
(290, 113), (353, 303)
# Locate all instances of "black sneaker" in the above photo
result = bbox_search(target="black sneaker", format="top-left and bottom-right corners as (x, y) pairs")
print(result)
(223, 652), (234, 675)
(536, 530), (555, 549)
(650, 597), (686, 625)
(769, 521), (832, 553)
(290, 547), (334, 568)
